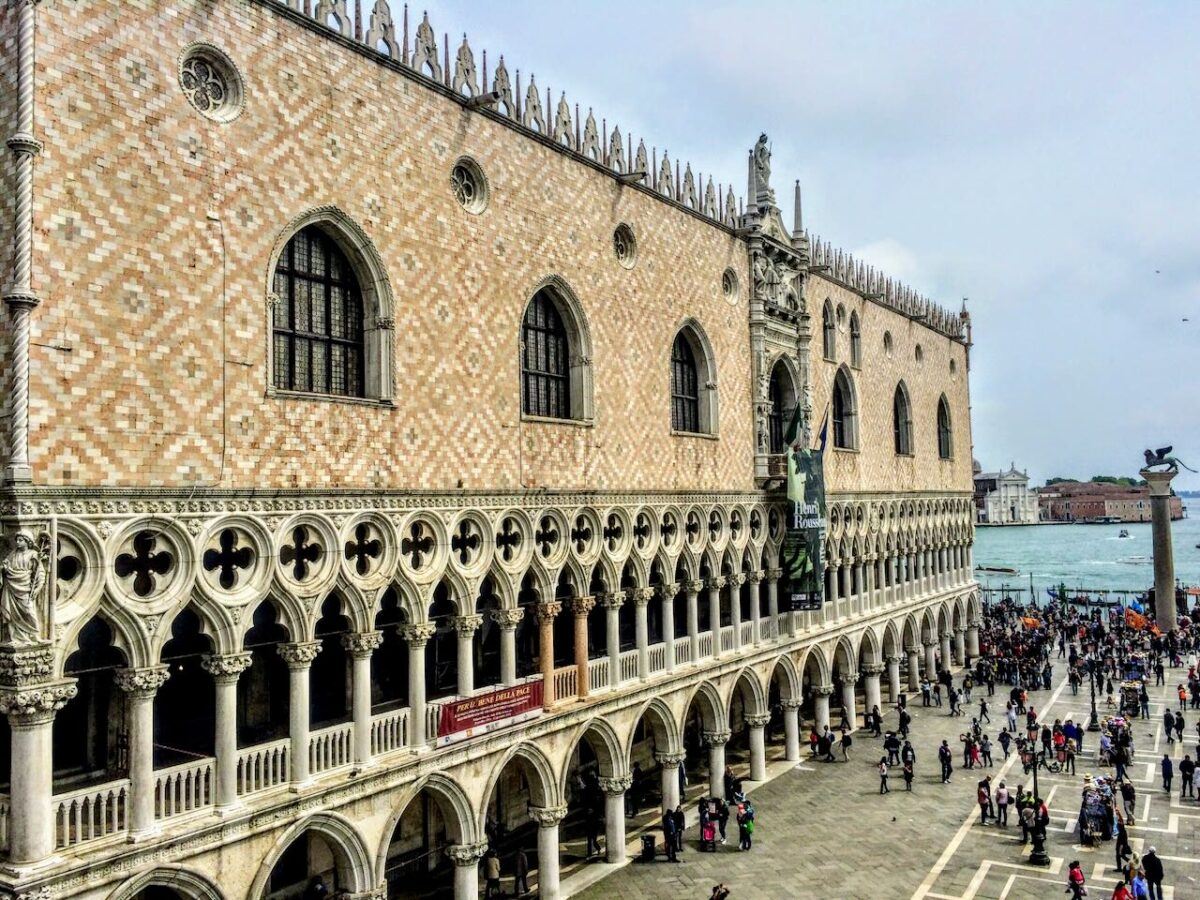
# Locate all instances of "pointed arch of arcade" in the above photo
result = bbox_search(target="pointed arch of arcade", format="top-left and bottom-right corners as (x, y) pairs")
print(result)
(107, 867), (226, 900)
(561, 716), (628, 800)
(728, 667), (768, 717)
(248, 812), (375, 899)
(683, 680), (727, 733)
(882, 619), (903, 659)
(374, 773), (479, 884)
(769, 653), (802, 701)
(477, 741), (561, 835)
(61, 600), (150, 673)
(832, 635), (858, 675)
(858, 628), (883, 667)
(798, 643), (832, 688)
(627, 697), (683, 758)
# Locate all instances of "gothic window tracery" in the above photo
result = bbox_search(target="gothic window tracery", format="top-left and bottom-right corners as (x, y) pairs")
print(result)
(521, 290), (571, 419)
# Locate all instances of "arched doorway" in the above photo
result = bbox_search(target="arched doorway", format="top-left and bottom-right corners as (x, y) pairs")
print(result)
(680, 683), (726, 799)
(255, 815), (372, 899)
(726, 669), (769, 785)
(559, 719), (624, 866)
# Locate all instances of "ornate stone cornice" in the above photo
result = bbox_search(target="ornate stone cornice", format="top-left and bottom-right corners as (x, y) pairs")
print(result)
(113, 665), (171, 697)
(0, 641), (54, 688)
(342, 630), (384, 657)
(597, 774), (633, 796)
(451, 614), (483, 636)
(201, 652), (253, 682)
(0, 679), (76, 723)
(445, 841), (489, 865)
(399, 623), (437, 645)
(277, 640), (322, 668)
(569, 596), (596, 616)
(490, 608), (525, 629)
(528, 804), (568, 827)
(703, 730), (731, 745)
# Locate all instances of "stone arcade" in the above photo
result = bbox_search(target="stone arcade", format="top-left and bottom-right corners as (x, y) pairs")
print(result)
(0, 2), (978, 898)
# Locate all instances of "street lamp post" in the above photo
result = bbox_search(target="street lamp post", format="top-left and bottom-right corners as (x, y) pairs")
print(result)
(1029, 750), (1051, 866)
(1087, 656), (1100, 732)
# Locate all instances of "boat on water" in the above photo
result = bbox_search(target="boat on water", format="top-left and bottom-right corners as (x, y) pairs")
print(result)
(976, 565), (1018, 574)
(1118, 529), (1130, 539)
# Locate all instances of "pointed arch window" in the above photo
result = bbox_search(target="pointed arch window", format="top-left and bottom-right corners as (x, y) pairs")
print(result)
(521, 290), (571, 419)
(937, 395), (954, 459)
(893, 383), (913, 456)
(671, 334), (700, 433)
(831, 367), (858, 450)
(768, 361), (797, 453)
(849, 311), (862, 368)
(822, 301), (835, 361)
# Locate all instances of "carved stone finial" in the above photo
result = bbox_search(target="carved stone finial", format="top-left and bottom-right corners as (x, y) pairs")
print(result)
(552, 92), (573, 148)
(0, 529), (47, 645)
(491, 55), (514, 116)
(522, 75), (545, 132)
(451, 34), (478, 97)
(581, 110), (600, 160)
(366, 0), (399, 58)
(410, 12), (442, 80)
(608, 125), (625, 172)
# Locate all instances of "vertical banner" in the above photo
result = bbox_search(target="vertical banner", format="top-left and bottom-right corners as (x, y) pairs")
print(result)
(781, 444), (826, 610)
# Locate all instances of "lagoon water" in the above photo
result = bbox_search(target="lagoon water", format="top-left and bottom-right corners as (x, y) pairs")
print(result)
(973, 514), (1200, 597)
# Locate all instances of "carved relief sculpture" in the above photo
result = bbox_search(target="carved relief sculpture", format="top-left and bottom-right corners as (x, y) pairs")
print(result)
(0, 530), (46, 644)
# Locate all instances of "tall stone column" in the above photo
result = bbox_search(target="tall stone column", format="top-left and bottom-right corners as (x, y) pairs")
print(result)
(202, 652), (253, 811)
(728, 574), (744, 649)
(953, 627), (966, 666)
(491, 608), (523, 686)
(766, 568), (781, 639)
(686, 580), (703, 662)
(399, 624), (435, 749)
(746, 572), (763, 642)
(632, 587), (652, 679)
(530, 805), (568, 900)
(659, 583), (678, 672)
(1143, 467), (1179, 630)
(966, 622), (980, 657)
(826, 561), (839, 607)
(704, 731), (730, 798)
(707, 577), (724, 657)
(570, 597), (594, 698)
(885, 655), (902, 703)
(656, 751), (685, 811)
(906, 646), (921, 691)
(840, 673), (858, 730)
(537, 601), (562, 708)
(781, 699), (802, 761)
(446, 842), (488, 900)
(602, 592), (623, 688)
(813, 685), (833, 733)
(939, 632), (953, 671)
(114, 665), (171, 838)
(278, 641), (321, 788)
(0, 676), (77, 865)
(746, 714), (769, 781)
(598, 775), (632, 863)
(452, 615), (482, 697)
(864, 556), (876, 611)
(862, 663), (883, 719)
(343, 631), (383, 766)
(924, 640), (939, 680)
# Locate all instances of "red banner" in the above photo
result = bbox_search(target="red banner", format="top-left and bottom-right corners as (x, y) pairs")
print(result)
(436, 679), (543, 745)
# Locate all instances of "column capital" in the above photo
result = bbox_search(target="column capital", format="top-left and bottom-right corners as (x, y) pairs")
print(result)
(342, 630), (384, 657)
(766, 567), (783, 580)
(746, 571), (764, 585)
(954, 626), (967, 636)
(201, 651), (253, 683)
(0, 641), (55, 688)
(812, 683), (835, 697)
(658, 582), (680, 600)
(745, 714), (771, 728)
(728, 572), (746, 587)
(840, 670), (859, 684)
(0, 678), (76, 724)
(885, 654), (903, 665)
(703, 729), (732, 746)
(861, 663), (885, 677)
(780, 698), (804, 710)
(655, 751), (687, 767)
(569, 596), (596, 616)
(490, 607), (525, 629)
(113, 665), (171, 698)
(923, 638), (939, 649)
(277, 640), (322, 669)
(399, 623), (437, 646)
(705, 576), (726, 592)
(451, 614), (484, 637)
(905, 645), (921, 656)
(686, 580), (705, 595)
(529, 804), (569, 827)
(445, 841), (489, 866)
(628, 586), (654, 607)
(599, 591), (624, 610)
(535, 601), (562, 624)
(598, 774), (633, 796)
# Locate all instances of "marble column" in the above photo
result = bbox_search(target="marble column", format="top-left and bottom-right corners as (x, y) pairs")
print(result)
(114, 665), (171, 838)
(491, 608), (524, 687)
(746, 714), (769, 782)
(452, 615), (482, 698)
(813, 685), (833, 733)
(201, 652), (253, 811)
(840, 673), (858, 730)
(862, 664), (883, 721)
(906, 646), (922, 691)
(766, 568), (781, 639)
(781, 699), (803, 761)
(278, 641), (321, 788)
(707, 577), (724, 658)
(0, 679), (77, 865)
(446, 842), (489, 900)
(570, 597), (594, 698)
(343, 631), (383, 766)
(939, 632), (953, 671)
(886, 655), (903, 703)
(686, 580), (702, 663)
(656, 751), (685, 811)
(966, 622), (980, 657)
(632, 587), (652, 680)
(953, 627), (966, 666)
(530, 805), (568, 900)
(746, 571), (763, 643)
(537, 601), (562, 708)
(924, 640), (939, 680)
(603, 592), (623, 688)
(400, 624), (436, 749)
(598, 775), (632, 863)
(659, 583), (678, 672)
(704, 731), (730, 798)
(728, 573), (745, 649)
(1143, 467), (1179, 630)
(826, 562), (839, 607)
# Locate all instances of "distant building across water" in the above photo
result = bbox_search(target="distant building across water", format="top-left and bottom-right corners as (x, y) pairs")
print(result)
(1037, 479), (1184, 523)
(973, 461), (1039, 524)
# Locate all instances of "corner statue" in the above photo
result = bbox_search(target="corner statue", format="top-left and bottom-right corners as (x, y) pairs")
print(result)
(1143, 446), (1197, 473)
(0, 530), (47, 644)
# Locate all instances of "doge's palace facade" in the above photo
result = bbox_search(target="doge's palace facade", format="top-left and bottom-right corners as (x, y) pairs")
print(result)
(0, 2), (978, 898)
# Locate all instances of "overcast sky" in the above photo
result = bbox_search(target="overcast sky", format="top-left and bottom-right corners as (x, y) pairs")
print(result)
(413, 0), (1200, 490)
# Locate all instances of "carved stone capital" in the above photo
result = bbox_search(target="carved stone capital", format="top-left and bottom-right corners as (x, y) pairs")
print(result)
(704, 730), (732, 746)
(746, 571), (764, 585)
(861, 663), (885, 677)
(655, 751), (687, 767)
(200, 652), (252, 686)
(569, 596), (596, 617)
(599, 592), (624, 610)
(766, 568), (783, 581)
(529, 804), (569, 827)
(277, 640), (322, 669)
(905, 645), (922, 656)
(812, 684), (835, 697)
(5, 133), (42, 159)
(445, 841), (489, 866)
(0, 679), (77, 724)
(113, 665), (171, 698)
(535, 601), (562, 624)
(451, 615), (484, 637)
(686, 580), (705, 595)
(885, 655), (904, 666)
(705, 576), (726, 592)
(490, 608), (525, 629)
(399, 623), (437, 646)
(628, 586), (654, 607)
(0, 641), (55, 688)
(745, 714), (771, 728)
(780, 698), (804, 710)
(728, 573), (746, 587)
(598, 774), (633, 796)
(923, 639), (939, 649)
(342, 630), (384, 657)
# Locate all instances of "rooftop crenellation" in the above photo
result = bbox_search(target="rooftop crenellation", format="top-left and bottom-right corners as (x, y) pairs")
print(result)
(270, 0), (968, 343)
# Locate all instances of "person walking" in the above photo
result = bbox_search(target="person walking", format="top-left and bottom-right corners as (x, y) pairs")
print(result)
(939, 740), (953, 783)
(1120, 779), (1137, 825)
(1065, 860), (1086, 900)
(885, 731), (901, 766)
(995, 781), (1010, 826)
(840, 728), (853, 762)
(1142, 846), (1165, 900)
(1164, 709), (1176, 744)
(1180, 754), (1195, 799)
(903, 760), (914, 792)
(870, 704), (882, 737)
(981, 734), (994, 767)
(513, 848), (530, 897)
(1174, 711), (1185, 743)
(921, 678), (931, 707)
(979, 697), (991, 724)
(976, 777), (991, 825)
(662, 808), (679, 862)
(1162, 755), (1174, 793)
(672, 804), (686, 853)
(999, 728), (1012, 759)
(483, 849), (502, 899)
(716, 797), (730, 844)
(879, 757), (890, 794)
(1115, 813), (1132, 873)
(898, 707), (912, 740)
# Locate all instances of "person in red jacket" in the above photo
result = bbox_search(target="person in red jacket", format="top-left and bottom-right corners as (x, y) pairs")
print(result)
(1065, 860), (1086, 899)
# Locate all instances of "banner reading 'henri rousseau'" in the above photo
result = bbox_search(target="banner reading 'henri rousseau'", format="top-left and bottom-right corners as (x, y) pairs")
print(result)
(779, 403), (827, 611)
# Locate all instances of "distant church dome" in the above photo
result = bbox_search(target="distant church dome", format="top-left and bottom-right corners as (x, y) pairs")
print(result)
(972, 458), (983, 475)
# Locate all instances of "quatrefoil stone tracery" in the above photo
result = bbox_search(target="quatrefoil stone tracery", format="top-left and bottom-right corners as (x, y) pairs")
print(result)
(280, 525), (323, 582)
(203, 528), (254, 591)
(345, 522), (383, 577)
(114, 530), (174, 598)
(401, 522), (435, 571)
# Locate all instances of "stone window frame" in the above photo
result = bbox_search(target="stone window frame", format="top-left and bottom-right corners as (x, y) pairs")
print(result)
(519, 275), (595, 425)
(177, 42), (245, 124)
(821, 300), (836, 361)
(668, 319), (719, 438)
(831, 365), (859, 451)
(264, 207), (395, 406)
(937, 394), (954, 460)
(767, 356), (799, 454)
(893, 381), (914, 457)
(849, 310), (862, 368)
